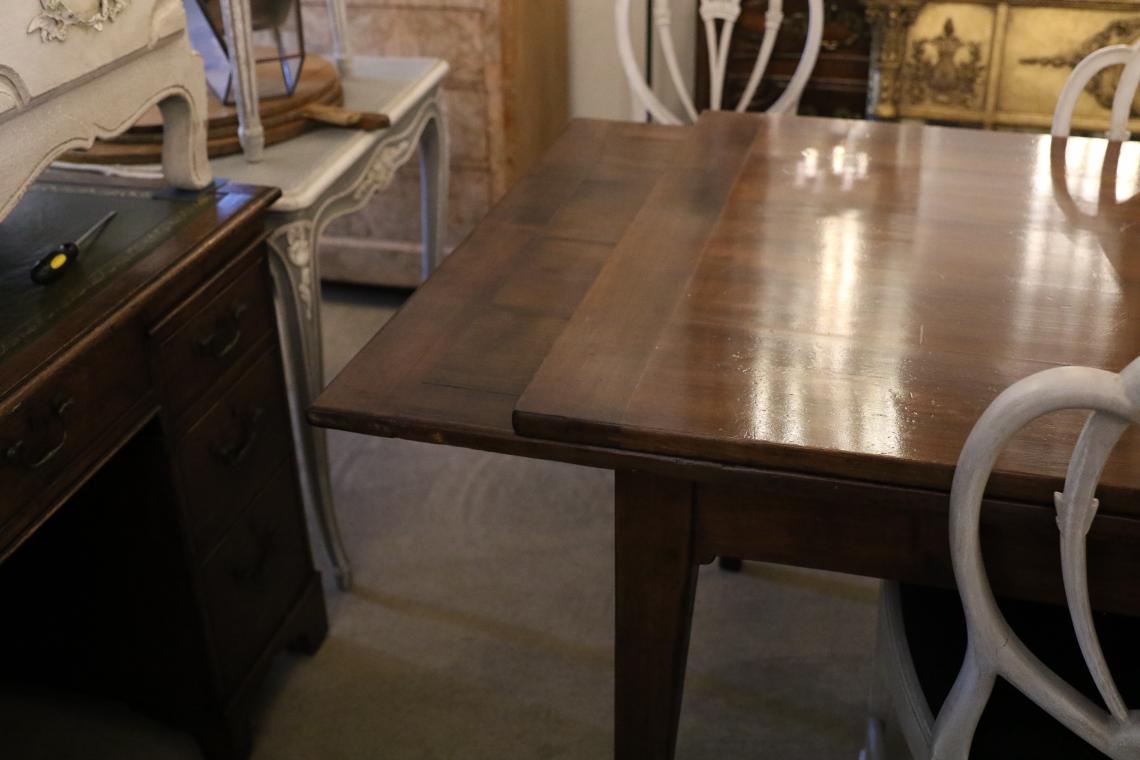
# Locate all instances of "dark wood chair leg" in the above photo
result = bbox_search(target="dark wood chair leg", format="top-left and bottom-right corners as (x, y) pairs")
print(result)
(615, 470), (699, 760)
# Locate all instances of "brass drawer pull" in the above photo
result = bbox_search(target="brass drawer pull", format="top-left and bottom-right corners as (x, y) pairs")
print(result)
(195, 302), (249, 360)
(5, 395), (75, 470)
(210, 405), (265, 467)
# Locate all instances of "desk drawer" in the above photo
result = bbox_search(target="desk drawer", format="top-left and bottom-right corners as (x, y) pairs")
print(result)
(155, 253), (275, 419)
(0, 324), (147, 529)
(180, 348), (291, 557)
(202, 465), (311, 692)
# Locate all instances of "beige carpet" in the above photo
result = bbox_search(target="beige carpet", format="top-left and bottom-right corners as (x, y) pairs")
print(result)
(0, 283), (879, 759)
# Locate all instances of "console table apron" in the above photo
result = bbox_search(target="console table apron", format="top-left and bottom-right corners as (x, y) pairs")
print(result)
(212, 57), (450, 590)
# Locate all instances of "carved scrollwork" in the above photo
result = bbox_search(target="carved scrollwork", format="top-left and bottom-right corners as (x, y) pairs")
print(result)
(902, 18), (985, 109)
(0, 68), (30, 114)
(1020, 18), (1140, 116)
(865, 0), (921, 119)
(269, 221), (316, 322)
(352, 140), (413, 203)
(28, 0), (130, 43)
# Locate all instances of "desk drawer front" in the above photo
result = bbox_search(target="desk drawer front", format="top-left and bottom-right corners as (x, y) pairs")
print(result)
(0, 324), (146, 528)
(202, 465), (311, 692)
(180, 348), (291, 557)
(156, 254), (275, 419)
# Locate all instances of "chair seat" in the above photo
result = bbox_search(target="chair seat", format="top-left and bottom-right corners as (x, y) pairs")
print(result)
(211, 56), (448, 213)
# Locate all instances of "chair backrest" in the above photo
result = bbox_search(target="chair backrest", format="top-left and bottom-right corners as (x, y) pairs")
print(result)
(929, 357), (1140, 759)
(1052, 40), (1140, 140)
(615, 0), (824, 125)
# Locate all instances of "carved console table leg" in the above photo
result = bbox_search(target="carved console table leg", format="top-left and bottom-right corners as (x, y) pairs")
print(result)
(418, 96), (450, 279)
(268, 222), (354, 591)
(262, 86), (449, 593)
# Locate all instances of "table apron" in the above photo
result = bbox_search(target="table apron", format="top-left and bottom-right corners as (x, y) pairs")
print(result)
(688, 473), (1140, 617)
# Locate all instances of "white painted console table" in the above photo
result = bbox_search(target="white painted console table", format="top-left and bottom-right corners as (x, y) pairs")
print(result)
(212, 56), (450, 590)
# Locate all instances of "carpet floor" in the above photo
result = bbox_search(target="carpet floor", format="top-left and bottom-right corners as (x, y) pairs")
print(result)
(0, 283), (878, 759)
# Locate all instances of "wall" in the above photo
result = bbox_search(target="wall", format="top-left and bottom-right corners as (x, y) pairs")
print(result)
(301, 0), (568, 287)
(569, 0), (696, 121)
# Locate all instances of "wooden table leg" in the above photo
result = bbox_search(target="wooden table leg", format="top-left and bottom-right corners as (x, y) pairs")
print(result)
(615, 470), (699, 760)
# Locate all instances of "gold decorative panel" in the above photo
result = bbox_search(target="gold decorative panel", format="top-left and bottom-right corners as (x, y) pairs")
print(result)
(867, 0), (1140, 132)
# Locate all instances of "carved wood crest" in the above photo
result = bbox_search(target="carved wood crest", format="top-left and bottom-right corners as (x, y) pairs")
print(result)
(28, 0), (131, 43)
(902, 18), (985, 108)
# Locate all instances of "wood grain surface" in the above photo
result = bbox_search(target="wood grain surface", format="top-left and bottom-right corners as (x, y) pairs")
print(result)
(515, 113), (1140, 515)
(309, 119), (694, 457)
(311, 116), (1140, 612)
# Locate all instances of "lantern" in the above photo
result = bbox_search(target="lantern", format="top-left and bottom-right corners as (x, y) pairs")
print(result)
(184, 0), (306, 103)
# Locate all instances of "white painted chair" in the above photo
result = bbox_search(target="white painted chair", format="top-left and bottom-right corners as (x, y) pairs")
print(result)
(863, 356), (1140, 759)
(1053, 40), (1140, 139)
(615, 0), (825, 124)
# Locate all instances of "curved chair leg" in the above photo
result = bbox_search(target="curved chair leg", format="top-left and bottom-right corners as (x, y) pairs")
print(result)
(418, 98), (449, 279)
(267, 222), (354, 591)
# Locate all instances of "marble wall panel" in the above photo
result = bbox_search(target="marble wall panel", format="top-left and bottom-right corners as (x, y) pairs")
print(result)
(301, 1), (495, 283)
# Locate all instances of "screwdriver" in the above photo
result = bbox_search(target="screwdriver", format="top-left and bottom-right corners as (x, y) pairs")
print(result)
(30, 211), (117, 285)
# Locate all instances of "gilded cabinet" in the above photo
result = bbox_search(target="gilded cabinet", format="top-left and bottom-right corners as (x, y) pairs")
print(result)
(867, 0), (1140, 132)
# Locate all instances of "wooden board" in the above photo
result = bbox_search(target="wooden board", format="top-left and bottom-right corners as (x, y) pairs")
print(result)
(514, 112), (1140, 516)
(309, 119), (694, 460)
(65, 56), (343, 163)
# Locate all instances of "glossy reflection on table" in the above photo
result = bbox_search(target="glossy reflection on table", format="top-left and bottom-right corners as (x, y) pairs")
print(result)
(515, 114), (1140, 513)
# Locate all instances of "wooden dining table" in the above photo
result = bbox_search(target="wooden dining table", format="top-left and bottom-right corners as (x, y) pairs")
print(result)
(309, 112), (1140, 759)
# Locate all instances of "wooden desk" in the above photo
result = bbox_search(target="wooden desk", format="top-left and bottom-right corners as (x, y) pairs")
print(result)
(310, 115), (1140, 759)
(0, 178), (327, 759)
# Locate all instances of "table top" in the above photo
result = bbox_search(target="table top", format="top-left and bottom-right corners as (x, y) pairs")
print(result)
(309, 119), (700, 469)
(515, 112), (1140, 512)
(311, 114), (1140, 516)
(211, 56), (448, 213)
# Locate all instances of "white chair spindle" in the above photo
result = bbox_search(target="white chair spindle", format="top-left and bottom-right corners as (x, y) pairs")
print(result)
(615, 0), (823, 124)
(736, 0), (783, 112)
(654, 2), (699, 122)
